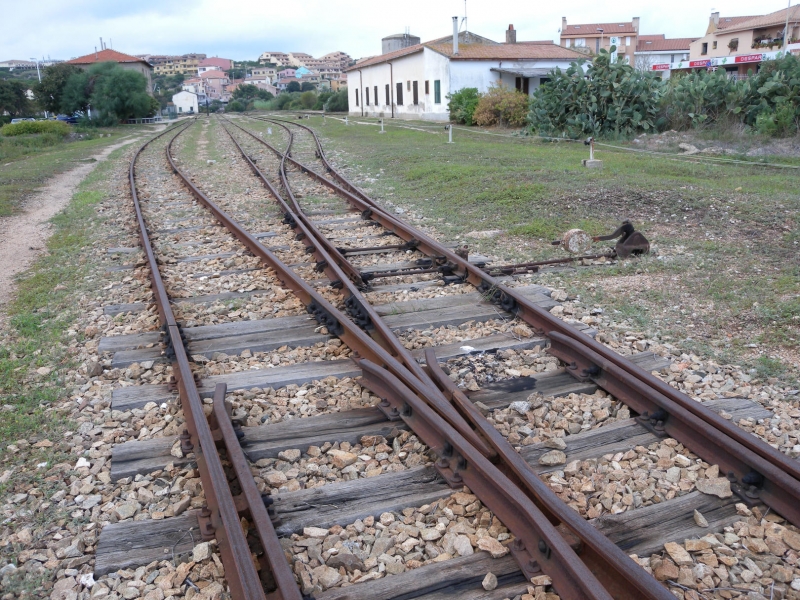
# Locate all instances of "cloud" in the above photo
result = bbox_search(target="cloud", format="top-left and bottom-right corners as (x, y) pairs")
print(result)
(6, 0), (787, 62)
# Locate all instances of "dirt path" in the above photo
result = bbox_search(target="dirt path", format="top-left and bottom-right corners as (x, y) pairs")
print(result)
(0, 134), (145, 326)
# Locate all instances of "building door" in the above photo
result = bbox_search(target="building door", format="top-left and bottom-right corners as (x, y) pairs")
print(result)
(385, 84), (390, 105)
(412, 81), (418, 105)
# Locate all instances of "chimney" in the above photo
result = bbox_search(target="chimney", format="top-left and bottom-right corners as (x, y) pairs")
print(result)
(562, 17), (567, 33)
(710, 11), (720, 30)
(632, 17), (639, 33)
(506, 24), (517, 44)
(452, 16), (459, 55)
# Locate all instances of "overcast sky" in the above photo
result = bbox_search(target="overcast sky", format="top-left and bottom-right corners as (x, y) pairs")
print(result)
(5, 0), (794, 62)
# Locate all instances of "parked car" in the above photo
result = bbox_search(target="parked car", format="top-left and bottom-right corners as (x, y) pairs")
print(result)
(10, 118), (36, 124)
(55, 114), (80, 124)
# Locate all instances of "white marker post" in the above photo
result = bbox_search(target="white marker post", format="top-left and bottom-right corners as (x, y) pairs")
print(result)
(446, 125), (454, 144)
(344, 116), (348, 126)
(268, 127), (272, 135)
(379, 118), (385, 133)
(582, 137), (602, 168)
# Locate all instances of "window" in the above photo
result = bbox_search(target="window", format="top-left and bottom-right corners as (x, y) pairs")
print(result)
(701, 42), (708, 55)
(385, 83), (390, 105)
(434, 80), (441, 103)
(412, 81), (419, 105)
(355, 89), (359, 106)
(396, 82), (404, 105)
(365, 88), (369, 105)
(625, 36), (631, 46)
(565, 38), (571, 47)
(374, 86), (378, 105)
(425, 80), (429, 94)
(574, 38), (586, 47)
(712, 41), (718, 50)
(406, 80), (411, 91)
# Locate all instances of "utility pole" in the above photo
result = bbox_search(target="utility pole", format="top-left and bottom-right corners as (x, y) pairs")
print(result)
(783, 0), (794, 51)
(31, 58), (48, 118)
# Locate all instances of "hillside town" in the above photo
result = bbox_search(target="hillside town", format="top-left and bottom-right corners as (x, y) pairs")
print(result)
(2, 6), (798, 120)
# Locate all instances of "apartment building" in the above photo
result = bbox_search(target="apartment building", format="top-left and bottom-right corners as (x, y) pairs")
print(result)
(259, 52), (290, 66)
(687, 7), (800, 75)
(560, 17), (640, 64)
(143, 53), (206, 76)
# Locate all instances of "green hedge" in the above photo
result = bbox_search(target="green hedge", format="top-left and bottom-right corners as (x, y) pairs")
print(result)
(1, 120), (71, 136)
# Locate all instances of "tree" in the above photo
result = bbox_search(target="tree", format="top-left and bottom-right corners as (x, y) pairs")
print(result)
(0, 79), (32, 117)
(232, 84), (274, 101)
(226, 100), (246, 112)
(89, 64), (154, 124)
(299, 91), (316, 109)
(60, 62), (154, 124)
(300, 82), (316, 92)
(33, 63), (81, 114)
(286, 80), (301, 93)
(60, 69), (94, 115)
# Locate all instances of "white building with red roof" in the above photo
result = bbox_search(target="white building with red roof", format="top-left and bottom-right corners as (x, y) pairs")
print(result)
(346, 24), (585, 121)
(198, 57), (234, 75)
(67, 49), (154, 93)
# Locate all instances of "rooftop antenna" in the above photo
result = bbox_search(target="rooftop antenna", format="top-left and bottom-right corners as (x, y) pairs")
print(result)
(463, 0), (467, 32)
(95, 46), (98, 59)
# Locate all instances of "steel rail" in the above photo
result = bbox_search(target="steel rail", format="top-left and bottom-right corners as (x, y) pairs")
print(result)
(421, 348), (676, 600)
(170, 117), (664, 599)
(130, 121), (301, 600)
(356, 358), (618, 600)
(213, 117), (494, 458)
(221, 117), (682, 599)
(262, 116), (800, 525)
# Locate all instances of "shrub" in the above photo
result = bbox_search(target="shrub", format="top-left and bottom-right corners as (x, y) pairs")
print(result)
(226, 100), (246, 112)
(1, 120), (70, 136)
(659, 69), (740, 129)
(447, 88), (480, 125)
(323, 88), (348, 112)
(299, 91), (316, 109)
(473, 85), (529, 127)
(659, 54), (800, 136)
(528, 47), (662, 138)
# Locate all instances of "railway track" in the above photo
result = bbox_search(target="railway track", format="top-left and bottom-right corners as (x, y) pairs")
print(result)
(90, 115), (800, 599)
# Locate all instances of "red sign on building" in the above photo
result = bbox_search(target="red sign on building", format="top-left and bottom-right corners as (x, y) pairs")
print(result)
(734, 54), (764, 63)
(689, 60), (711, 68)
(651, 63), (671, 71)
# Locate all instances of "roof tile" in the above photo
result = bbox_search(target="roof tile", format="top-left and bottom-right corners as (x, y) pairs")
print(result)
(563, 22), (637, 35)
(67, 49), (151, 66)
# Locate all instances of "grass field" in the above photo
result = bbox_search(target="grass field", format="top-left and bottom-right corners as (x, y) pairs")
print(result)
(298, 114), (799, 379)
(0, 127), (137, 217)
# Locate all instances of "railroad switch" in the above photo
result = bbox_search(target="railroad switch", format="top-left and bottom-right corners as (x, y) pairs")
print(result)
(592, 220), (650, 259)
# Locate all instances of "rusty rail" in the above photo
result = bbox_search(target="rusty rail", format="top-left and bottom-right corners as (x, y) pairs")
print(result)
(262, 115), (800, 527)
(213, 117), (493, 458)
(129, 122), (301, 600)
(218, 117), (676, 599)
